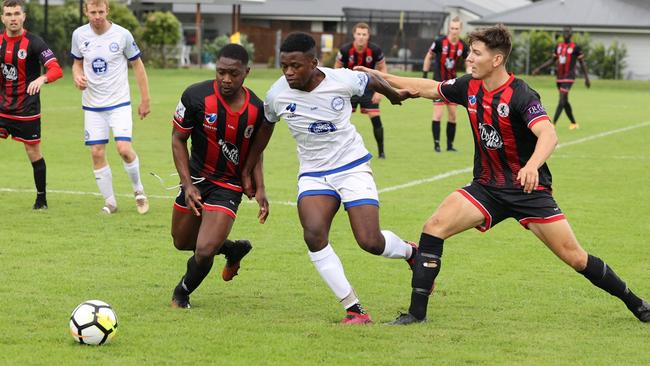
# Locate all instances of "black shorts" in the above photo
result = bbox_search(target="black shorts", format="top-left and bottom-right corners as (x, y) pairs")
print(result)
(0, 117), (41, 144)
(457, 181), (565, 232)
(556, 82), (574, 94)
(351, 89), (379, 113)
(173, 179), (242, 219)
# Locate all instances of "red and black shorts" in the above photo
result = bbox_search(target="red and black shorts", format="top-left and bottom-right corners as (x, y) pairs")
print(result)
(457, 181), (566, 232)
(173, 179), (242, 219)
(351, 88), (379, 114)
(0, 117), (41, 144)
(556, 82), (574, 94)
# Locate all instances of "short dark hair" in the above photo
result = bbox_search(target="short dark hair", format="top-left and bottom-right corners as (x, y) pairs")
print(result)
(280, 32), (316, 56)
(468, 24), (512, 62)
(217, 43), (249, 65)
(3, 0), (25, 10)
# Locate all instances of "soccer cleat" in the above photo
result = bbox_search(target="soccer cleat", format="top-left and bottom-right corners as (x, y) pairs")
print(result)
(447, 146), (458, 152)
(135, 191), (149, 214)
(33, 199), (48, 210)
(222, 240), (253, 281)
(569, 123), (580, 130)
(378, 152), (386, 159)
(171, 296), (191, 309)
(101, 203), (117, 214)
(341, 311), (372, 325)
(632, 300), (650, 323)
(434, 143), (441, 153)
(387, 312), (426, 325)
(405, 241), (418, 270)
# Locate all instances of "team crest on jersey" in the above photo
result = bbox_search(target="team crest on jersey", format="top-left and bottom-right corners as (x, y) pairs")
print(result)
(1, 63), (17, 81)
(444, 78), (456, 86)
(468, 95), (477, 105)
(365, 55), (373, 64)
(218, 139), (240, 165)
(497, 103), (510, 118)
(91, 58), (108, 75)
(244, 125), (254, 139)
(109, 42), (120, 53)
(331, 96), (345, 111)
(479, 123), (503, 150)
(457, 49), (463, 57)
(308, 121), (337, 135)
(204, 113), (217, 124)
(17, 49), (27, 59)
(442, 45), (448, 54)
(567, 48), (573, 54)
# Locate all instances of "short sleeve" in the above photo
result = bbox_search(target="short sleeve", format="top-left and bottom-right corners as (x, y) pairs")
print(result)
(172, 89), (196, 132)
(340, 68), (368, 97)
(263, 96), (280, 123)
(461, 40), (469, 59)
(70, 30), (82, 60)
(574, 45), (584, 59)
(437, 74), (471, 107)
(514, 86), (550, 129)
(374, 46), (385, 63)
(123, 30), (141, 61)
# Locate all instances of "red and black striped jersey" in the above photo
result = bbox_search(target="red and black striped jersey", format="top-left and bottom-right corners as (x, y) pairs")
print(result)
(438, 74), (554, 190)
(172, 80), (265, 192)
(1, 31), (58, 120)
(428, 36), (468, 81)
(553, 42), (583, 82)
(336, 42), (385, 70)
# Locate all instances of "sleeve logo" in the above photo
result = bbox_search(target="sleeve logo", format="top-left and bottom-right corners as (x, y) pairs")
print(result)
(174, 100), (186, 120)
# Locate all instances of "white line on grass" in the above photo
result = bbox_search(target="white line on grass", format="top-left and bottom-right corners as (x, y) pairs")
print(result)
(3, 121), (649, 203)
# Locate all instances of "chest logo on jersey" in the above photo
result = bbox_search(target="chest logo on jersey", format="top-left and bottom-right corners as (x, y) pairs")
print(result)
(1, 63), (17, 81)
(442, 46), (448, 54)
(109, 42), (120, 53)
(457, 48), (463, 57)
(218, 139), (240, 165)
(204, 113), (217, 125)
(365, 55), (373, 64)
(91, 58), (108, 75)
(567, 48), (573, 54)
(17, 49), (27, 59)
(308, 121), (337, 135)
(468, 95), (476, 105)
(331, 96), (345, 111)
(497, 103), (510, 118)
(479, 123), (503, 150)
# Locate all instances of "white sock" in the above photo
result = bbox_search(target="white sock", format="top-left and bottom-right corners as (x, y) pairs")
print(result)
(123, 155), (144, 193)
(94, 165), (116, 207)
(308, 244), (358, 309)
(380, 230), (413, 259)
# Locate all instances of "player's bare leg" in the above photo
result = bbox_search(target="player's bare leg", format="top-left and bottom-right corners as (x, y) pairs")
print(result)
(171, 209), (202, 251)
(446, 104), (458, 151)
(24, 143), (47, 210)
(116, 140), (148, 214)
(431, 103), (444, 152)
(529, 220), (650, 322)
(391, 191), (484, 325)
(299, 195), (370, 324)
(90, 144), (117, 213)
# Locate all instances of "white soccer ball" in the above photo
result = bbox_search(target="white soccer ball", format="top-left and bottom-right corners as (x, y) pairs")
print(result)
(69, 300), (118, 345)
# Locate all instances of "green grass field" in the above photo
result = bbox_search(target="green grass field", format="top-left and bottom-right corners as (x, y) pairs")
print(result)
(1, 68), (649, 365)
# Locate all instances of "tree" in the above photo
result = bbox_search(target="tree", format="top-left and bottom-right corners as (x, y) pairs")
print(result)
(108, 2), (139, 33)
(205, 34), (255, 64)
(140, 11), (181, 68)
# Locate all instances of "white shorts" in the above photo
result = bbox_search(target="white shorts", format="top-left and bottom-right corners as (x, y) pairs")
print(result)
(297, 162), (379, 210)
(84, 105), (133, 145)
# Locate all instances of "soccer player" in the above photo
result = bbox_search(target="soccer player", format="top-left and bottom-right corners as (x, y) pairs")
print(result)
(355, 24), (650, 325)
(422, 16), (468, 152)
(532, 26), (590, 129)
(169, 44), (269, 309)
(241, 32), (418, 324)
(1, 0), (62, 209)
(71, 0), (151, 214)
(335, 22), (388, 158)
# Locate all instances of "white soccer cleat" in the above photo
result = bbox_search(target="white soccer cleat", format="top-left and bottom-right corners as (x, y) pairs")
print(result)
(135, 191), (149, 214)
(101, 203), (117, 214)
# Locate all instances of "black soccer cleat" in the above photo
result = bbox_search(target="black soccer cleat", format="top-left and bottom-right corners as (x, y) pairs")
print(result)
(434, 144), (441, 153)
(447, 146), (458, 152)
(222, 240), (253, 281)
(632, 300), (650, 323)
(378, 152), (386, 159)
(171, 296), (191, 309)
(387, 312), (426, 325)
(33, 199), (48, 210)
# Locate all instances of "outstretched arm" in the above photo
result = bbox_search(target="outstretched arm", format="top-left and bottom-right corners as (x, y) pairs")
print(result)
(532, 57), (555, 75)
(356, 65), (439, 100)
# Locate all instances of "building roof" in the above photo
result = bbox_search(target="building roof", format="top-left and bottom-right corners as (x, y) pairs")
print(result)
(470, 0), (650, 29)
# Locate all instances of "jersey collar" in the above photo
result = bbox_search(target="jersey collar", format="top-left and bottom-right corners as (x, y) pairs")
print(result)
(213, 81), (251, 116)
(481, 73), (515, 96)
(2, 30), (25, 41)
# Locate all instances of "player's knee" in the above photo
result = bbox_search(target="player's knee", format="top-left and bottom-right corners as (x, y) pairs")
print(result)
(194, 241), (222, 261)
(171, 234), (194, 251)
(422, 214), (449, 238)
(355, 232), (384, 255)
(303, 229), (328, 250)
(116, 145), (134, 161)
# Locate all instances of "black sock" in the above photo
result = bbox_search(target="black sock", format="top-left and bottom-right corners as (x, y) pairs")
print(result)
(432, 120), (441, 145)
(408, 233), (444, 320)
(579, 254), (643, 312)
(175, 255), (214, 297)
(446, 122), (456, 149)
(346, 303), (366, 315)
(32, 158), (46, 202)
(553, 101), (564, 123)
(370, 116), (384, 155)
(565, 102), (576, 123)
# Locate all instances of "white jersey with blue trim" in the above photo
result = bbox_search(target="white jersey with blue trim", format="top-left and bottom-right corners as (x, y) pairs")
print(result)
(265, 67), (371, 176)
(71, 23), (141, 110)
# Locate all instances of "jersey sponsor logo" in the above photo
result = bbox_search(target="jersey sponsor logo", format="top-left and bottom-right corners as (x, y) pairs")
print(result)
(2, 63), (17, 81)
(468, 95), (476, 105)
(109, 42), (120, 53)
(308, 121), (337, 135)
(244, 125), (254, 139)
(331, 96), (345, 111)
(17, 49), (27, 59)
(479, 123), (503, 150)
(497, 103), (510, 118)
(174, 101), (186, 121)
(91, 58), (108, 75)
(365, 55), (373, 64)
(285, 103), (297, 112)
(204, 113), (217, 125)
(218, 138), (240, 165)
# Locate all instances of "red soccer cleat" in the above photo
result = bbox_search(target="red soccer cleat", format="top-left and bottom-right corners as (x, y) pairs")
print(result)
(222, 240), (252, 281)
(341, 311), (372, 325)
(405, 240), (418, 270)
